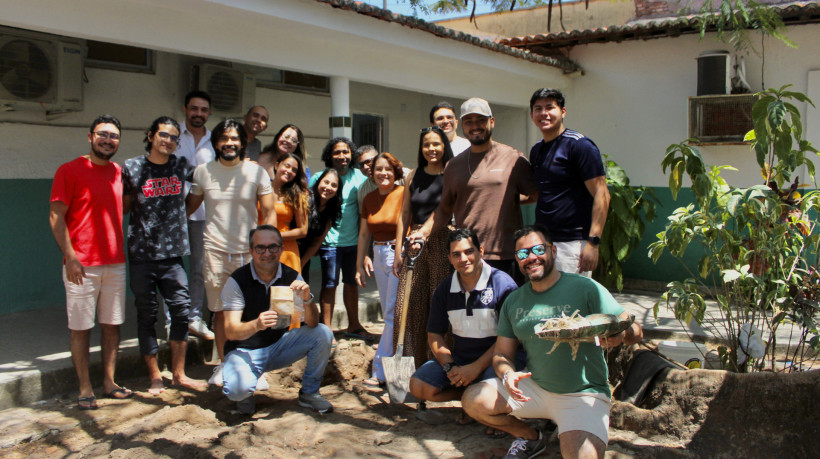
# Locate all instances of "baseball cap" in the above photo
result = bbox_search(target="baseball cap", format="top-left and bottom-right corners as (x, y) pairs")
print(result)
(460, 98), (492, 119)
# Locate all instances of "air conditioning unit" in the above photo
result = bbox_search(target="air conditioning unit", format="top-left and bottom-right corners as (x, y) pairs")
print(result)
(688, 94), (755, 143)
(192, 64), (255, 117)
(0, 27), (84, 111)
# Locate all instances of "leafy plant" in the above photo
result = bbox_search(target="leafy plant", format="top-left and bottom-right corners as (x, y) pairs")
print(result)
(596, 156), (658, 291)
(690, 0), (795, 54)
(650, 86), (820, 372)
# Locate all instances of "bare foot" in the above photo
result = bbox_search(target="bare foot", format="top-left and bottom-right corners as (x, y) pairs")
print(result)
(173, 375), (208, 391)
(148, 378), (166, 395)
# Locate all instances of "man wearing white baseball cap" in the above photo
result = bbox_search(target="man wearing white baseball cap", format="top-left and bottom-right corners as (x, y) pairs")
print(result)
(410, 98), (537, 285)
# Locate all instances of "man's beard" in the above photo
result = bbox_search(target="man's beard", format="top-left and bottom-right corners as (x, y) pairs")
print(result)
(217, 145), (243, 161)
(188, 116), (206, 128)
(468, 128), (492, 146)
(524, 257), (554, 282)
(91, 145), (116, 161)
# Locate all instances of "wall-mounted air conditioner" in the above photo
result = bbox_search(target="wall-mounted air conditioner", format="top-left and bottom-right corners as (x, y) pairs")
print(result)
(697, 50), (731, 96)
(0, 27), (84, 112)
(192, 64), (255, 118)
(688, 94), (755, 144)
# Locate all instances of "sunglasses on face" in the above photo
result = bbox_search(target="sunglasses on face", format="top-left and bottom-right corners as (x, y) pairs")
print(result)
(515, 243), (551, 261)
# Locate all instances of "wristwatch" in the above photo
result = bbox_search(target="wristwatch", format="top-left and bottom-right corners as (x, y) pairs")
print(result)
(442, 362), (455, 373)
(588, 235), (601, 246)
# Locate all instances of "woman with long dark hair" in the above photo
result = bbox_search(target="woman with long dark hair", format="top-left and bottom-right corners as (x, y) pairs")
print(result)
(392, 126), (455, 369)
(298, 168), (343, 286)
(269, 153), (309, 271)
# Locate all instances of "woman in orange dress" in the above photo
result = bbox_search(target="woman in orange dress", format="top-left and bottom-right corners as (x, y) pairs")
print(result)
(269, 153), (309, 271)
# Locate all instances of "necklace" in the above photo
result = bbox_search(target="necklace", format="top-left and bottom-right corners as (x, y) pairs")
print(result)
(467, 143), (493, 179)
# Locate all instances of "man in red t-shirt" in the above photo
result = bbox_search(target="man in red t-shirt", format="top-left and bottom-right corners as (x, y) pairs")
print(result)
(49, 115), (133, 410)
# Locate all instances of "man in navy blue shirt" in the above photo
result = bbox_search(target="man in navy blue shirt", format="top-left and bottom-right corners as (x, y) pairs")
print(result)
(409, 228), (524, 410)
(529, 88), (610, 276)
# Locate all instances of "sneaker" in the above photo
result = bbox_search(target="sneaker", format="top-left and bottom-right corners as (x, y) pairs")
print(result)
(209, 363), (224, 386)
(298, 390), (333, 413)
(503, 429), (548, 459)
(255, 374), (270, 392)
(237, 396), (256, 415)
(188, 317), (215, 340)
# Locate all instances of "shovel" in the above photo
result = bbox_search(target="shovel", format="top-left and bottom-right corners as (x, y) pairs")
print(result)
(383, 238), (424, 404)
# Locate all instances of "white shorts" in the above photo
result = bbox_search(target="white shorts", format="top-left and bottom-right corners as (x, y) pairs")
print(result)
(481, 377), (611, 444)
(554, 240), (592, 277)
(63, 263), (126, 330)
(204, 249), (250, 312)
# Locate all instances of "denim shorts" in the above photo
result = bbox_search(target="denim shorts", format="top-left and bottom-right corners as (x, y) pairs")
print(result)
(318, 245), (358, 288)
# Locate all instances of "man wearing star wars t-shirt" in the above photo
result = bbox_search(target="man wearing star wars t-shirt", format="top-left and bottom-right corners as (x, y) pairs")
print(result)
(123, 116), (207, 395)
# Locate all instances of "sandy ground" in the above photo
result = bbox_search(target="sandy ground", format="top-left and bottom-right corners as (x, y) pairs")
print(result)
(0, 334), (672, 458)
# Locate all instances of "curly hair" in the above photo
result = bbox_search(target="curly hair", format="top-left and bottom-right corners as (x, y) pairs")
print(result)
(274, 153), (309, 211)
(320, 137), (359, 169)
(143, 116), (180, 153)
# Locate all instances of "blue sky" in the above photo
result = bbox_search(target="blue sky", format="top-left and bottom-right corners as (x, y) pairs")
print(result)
(358, 0), (499, 21)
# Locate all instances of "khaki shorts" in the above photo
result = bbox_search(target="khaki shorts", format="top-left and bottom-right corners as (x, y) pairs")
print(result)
(63, 263), (126, 330)
(481, 377), (611, 444)
(204, 249), (250, 312)
(554, 240), (592, 277)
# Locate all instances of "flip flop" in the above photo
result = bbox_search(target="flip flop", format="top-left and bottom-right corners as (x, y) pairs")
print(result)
(343, 328), (376, 342)
(103, 387), (134, 399)
(77, 396), (99, 410)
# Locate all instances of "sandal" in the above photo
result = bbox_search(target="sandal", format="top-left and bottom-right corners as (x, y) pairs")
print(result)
(343, 328), (376, 342)
(77, 396), (99, 410)
(103, 387), (134, 399)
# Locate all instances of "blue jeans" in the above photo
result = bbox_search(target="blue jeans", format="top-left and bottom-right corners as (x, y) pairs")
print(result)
(222, 324), (333, 402)
(371, 243), (399, 382)
(412, 350), (527, 390)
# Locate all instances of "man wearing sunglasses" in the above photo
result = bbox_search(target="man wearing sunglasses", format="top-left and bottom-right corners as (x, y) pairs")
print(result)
(463, 224), (642, 459)
(221, 225), (333, 415)
(123, 116), (207, 395)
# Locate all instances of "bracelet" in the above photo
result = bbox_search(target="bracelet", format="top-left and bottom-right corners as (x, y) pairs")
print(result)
(502, 370), (513, 385)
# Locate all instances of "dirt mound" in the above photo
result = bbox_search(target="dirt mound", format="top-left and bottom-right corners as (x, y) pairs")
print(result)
(611, 368), (820, 457)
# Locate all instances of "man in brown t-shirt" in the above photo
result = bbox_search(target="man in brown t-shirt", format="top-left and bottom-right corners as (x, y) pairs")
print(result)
(411, 98), (537, 283)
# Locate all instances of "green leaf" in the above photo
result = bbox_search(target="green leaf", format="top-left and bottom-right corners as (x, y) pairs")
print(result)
(768, 100), (787, 129)
(722, 269), (742, 282)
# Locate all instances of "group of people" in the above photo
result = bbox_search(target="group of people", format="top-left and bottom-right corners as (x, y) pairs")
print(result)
(50, 88), (643, 459)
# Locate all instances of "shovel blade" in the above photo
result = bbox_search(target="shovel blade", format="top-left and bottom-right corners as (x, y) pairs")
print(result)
(382, 355), (415, 403)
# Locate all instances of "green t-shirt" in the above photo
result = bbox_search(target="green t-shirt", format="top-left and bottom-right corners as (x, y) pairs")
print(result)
(310, 168), (367, 247)
(497, 273), (624, 396)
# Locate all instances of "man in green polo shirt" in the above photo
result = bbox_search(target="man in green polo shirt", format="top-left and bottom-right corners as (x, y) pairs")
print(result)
(462, 224), (642, 459)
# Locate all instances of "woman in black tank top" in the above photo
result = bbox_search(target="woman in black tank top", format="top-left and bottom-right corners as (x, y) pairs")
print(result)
(392, 126), (455, 368)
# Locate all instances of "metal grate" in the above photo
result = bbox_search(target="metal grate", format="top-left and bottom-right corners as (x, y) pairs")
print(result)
(688, 94), (755, 143)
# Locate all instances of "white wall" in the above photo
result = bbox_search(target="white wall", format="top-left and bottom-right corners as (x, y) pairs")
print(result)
(563, 24), (820, 188)
(0, 43), (532, 179)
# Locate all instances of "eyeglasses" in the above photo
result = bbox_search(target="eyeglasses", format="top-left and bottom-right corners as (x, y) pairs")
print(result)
(359, 158), (374, 166)
(157, 132), (180, 143)
(253, 244), (283, 254)
(282, 135), (299, 145)
(515, 244), (551, 261)
(93, 131), (120, 141)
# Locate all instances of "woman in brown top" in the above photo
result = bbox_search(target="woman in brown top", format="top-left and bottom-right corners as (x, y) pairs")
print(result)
(356, 152), (405, 386)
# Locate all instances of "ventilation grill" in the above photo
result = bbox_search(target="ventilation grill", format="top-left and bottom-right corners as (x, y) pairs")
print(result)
(688, 94), (755, 143)
(193, 64), (255, 117)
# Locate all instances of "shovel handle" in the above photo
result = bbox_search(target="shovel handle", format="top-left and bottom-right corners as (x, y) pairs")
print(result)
(395, 238), (423, 348)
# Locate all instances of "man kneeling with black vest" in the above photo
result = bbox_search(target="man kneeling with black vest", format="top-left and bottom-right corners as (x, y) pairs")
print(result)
(221, 224), (334, 414)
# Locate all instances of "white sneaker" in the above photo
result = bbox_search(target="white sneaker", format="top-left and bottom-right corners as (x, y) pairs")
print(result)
(209, 363), (224, 386)
(188, 317), (215, 340)
(255, 374), (270, 392)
